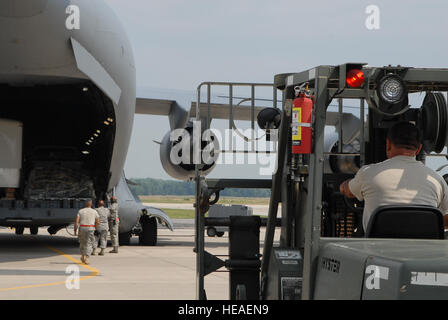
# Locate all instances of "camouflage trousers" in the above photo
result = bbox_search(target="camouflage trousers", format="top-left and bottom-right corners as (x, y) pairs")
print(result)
(93, 225), (108, 250)
(108, 220), (119, 247)
(79, 227), (95, 256)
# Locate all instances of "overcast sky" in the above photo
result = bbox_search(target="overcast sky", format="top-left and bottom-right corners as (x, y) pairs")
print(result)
(103, 0), (448, 179)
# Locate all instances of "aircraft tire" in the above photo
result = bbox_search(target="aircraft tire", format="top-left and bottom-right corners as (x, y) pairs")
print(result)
(30, 227), (38, 235)
(119, 232), (131, 246)
(139, 216), (157, 246)
(15, 226), (24, 235)
(207, 227), (216, 237)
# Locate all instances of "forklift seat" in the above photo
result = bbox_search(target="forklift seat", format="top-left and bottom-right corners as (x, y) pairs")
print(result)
(365, 205), (445, 239)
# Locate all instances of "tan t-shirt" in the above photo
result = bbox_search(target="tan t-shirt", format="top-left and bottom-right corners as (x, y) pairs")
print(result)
(77, 207), (99, 227)
(349, 155), (448, 230)
(95, 207), (110, 227)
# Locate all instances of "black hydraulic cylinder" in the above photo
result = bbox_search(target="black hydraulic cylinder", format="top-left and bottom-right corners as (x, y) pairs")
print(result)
(225, 259), (261, 269)
(228, 216), (261, 300)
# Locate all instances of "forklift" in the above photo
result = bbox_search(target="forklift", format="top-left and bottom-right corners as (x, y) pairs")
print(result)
(193, 64), (448, 300)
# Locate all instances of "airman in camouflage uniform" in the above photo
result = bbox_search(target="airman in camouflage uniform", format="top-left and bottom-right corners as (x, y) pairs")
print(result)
(92, 200), (110, 256)
(74, 200), (99, 265)
(108, 196), (119, 253)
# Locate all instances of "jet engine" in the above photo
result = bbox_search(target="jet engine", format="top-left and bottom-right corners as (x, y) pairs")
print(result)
(159, 122), (219, 180)
(324, 131), (361, 174)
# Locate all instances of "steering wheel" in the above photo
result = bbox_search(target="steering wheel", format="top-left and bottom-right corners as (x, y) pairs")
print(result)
(343, 195), (364, 214)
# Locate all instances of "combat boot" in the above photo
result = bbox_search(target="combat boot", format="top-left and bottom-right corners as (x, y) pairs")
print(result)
(109, 246), (118, 253)
(80, 255), (85, 264)
(99, 249), (105, 256)
(84, 256), (90, 265)
(91, 249), (97, 256)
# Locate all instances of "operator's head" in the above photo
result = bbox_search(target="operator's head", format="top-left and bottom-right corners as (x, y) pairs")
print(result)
(111, 196), (117, 203)
(85, 200), (93, 208)
(386, 121), (422, 158)
(98, 200), (105, 207)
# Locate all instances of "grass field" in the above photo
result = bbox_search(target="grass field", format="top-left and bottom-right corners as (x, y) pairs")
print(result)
(160, 208), (268, 219)
(141, 195), (270, 219)
(139, 195), (270, 205)
(161, 208), (196, 219)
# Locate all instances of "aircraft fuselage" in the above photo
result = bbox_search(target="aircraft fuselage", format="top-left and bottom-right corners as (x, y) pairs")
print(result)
(0, 0), (138, 233)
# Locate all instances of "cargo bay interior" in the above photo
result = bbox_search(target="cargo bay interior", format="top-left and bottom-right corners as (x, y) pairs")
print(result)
(0, 82), (116, 202)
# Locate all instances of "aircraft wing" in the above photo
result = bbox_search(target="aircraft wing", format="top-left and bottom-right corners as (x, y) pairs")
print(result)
(136, 97), (267, 128)
(136, 98), (360, 142)
(189, 102), (266, 121)
(136, 98), (189, 130)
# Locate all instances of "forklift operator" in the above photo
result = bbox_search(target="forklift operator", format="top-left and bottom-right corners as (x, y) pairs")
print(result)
(340, 121), (448, 231)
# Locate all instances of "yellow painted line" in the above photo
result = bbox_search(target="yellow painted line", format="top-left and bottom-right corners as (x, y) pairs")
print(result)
(0, 246), (99, 292)
(48, 247), (99, 276)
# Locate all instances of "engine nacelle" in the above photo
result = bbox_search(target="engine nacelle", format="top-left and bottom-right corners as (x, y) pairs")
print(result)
(159, 123), (218, 180)
(324, 131), (360, 174)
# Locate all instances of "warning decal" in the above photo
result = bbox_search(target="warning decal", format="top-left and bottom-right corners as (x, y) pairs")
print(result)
(292, 107), (302, 142)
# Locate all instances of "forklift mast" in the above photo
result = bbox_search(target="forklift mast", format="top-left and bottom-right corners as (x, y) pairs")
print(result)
(265, 64), (448, 299)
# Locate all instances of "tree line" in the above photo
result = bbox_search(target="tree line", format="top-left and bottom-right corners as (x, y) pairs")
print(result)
(129, 177), (270, 198)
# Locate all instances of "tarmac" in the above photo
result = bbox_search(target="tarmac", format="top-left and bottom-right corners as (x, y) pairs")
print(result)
(0, 221), (278, 300)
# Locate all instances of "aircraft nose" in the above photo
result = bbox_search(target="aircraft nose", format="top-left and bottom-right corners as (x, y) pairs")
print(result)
(0, 0), (49, 18)
(0, 0), (78, 77)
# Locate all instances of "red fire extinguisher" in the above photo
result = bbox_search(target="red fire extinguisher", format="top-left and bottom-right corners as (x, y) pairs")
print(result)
(292, 85), (313, 154)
